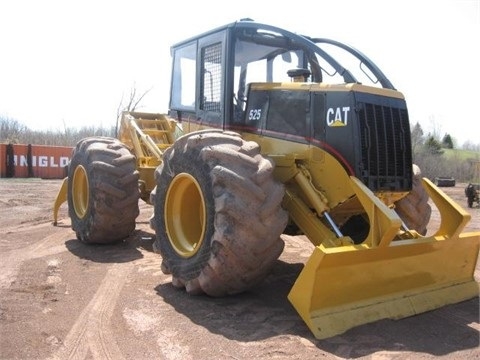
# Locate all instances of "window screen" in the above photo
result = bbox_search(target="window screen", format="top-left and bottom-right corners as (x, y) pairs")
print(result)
(201, 43), (222, 113)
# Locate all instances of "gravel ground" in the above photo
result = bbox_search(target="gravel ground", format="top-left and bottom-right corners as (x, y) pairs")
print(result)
(0, 178), (478, 360)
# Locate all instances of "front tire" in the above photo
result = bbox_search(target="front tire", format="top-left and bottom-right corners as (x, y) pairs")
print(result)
(68, 137), (140, 244)
(151, 130), (288, 296)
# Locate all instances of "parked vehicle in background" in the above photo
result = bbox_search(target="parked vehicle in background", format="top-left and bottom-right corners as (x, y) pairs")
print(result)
(435, 176), (456, 187)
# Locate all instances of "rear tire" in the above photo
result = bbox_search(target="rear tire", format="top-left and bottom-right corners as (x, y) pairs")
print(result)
(68, 137), (140, 244)
(151, 130), (288, 296)
(395, 164), (431, 235)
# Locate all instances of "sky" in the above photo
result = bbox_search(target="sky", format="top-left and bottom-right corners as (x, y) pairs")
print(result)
(1, 0), (479, 146)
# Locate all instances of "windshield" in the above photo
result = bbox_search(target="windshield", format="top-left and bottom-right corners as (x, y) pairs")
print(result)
(232, 24), (393, 94)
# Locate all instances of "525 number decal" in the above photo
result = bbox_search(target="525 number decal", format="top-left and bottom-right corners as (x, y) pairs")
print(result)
(248, 109), (262, 121)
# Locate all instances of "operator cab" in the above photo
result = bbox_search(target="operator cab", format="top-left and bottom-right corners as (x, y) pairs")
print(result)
(167, 20), (412, 193)
(167, 19), (394, 130)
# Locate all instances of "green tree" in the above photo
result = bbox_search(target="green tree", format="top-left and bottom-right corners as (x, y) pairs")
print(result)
(442, 133), (454, 149)
(424, 135), (444, 156)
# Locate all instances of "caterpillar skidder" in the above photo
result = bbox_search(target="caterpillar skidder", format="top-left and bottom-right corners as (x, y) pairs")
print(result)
(53, 20), (480, 339)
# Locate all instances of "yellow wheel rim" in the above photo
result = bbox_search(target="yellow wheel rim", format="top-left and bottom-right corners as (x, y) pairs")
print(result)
(164, 173), (206, 258)
(72, 165), (89, 219)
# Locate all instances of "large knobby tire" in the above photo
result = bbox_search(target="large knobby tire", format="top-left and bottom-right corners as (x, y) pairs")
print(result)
(395, 164), (431, 235)
(68, 137), (140, 244)
(151, 130), (288, 296)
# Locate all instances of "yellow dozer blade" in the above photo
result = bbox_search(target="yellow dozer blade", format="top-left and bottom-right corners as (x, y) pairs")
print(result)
(288, 177), (480, 339)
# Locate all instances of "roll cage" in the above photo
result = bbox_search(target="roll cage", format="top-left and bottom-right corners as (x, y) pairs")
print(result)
(168, 19), (395, 125)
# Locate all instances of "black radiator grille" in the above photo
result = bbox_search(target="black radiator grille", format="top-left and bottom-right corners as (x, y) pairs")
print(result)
(358, 102), (412, 191)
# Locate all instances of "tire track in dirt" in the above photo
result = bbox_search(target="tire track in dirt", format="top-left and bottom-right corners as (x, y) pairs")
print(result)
(2, 222), (134, 359)
(0, 226), (73, 289)
(49, 262), (133, 360)
(0, 220), (51, 235)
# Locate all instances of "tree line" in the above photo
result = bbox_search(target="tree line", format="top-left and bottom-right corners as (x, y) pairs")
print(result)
(0, 86), (147, 147)
(0, 116), (116, 146)
(410, 122), (480, 182)
(1, 115), (479, 182)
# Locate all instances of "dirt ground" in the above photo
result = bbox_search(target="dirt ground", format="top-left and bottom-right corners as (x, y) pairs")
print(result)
(0, 178), (479, 360)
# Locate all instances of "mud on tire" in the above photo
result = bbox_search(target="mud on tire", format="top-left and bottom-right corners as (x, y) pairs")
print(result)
(68, 137), (140, 244)
(395, 164), (431, 235)
(151, 130), (288, 296)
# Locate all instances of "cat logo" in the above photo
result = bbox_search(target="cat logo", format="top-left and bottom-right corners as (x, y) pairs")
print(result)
(326, 106), (350, 127)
